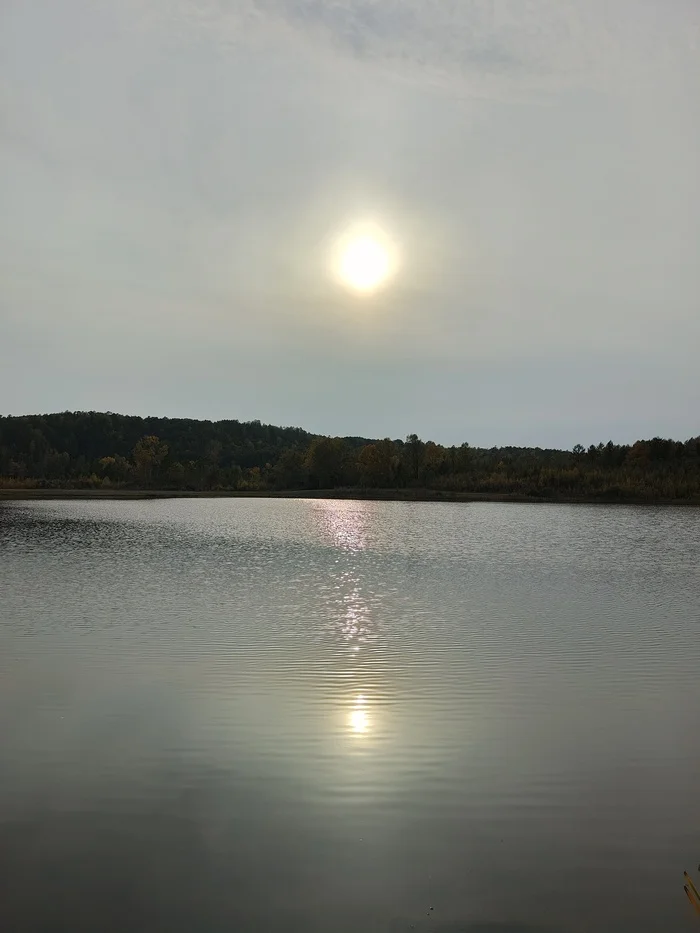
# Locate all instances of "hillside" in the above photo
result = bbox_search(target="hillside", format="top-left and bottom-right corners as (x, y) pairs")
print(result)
(1, 411), (699, 502)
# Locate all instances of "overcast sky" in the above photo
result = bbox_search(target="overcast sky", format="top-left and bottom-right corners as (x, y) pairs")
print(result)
(1, 0), (698, 447)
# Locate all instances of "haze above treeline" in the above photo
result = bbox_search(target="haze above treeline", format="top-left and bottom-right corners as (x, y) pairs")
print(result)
(1, 411), (699, 503)
(2, 4), (698, 457)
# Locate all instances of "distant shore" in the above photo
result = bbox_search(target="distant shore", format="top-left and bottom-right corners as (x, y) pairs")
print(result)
(2, 487), (699, 506)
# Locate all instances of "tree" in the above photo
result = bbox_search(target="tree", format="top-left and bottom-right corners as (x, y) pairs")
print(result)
(273, 448), (308, 489)
(453, 442), (473, 474)
(167, 461), (186, 488)
(132, 435), (169, 487)
(421, 441), (447, 485)
(404, 434), (424, 484)
(357, 440), (399, 488)
(203, 441), (222, 489)
(305, 437), (349, 488)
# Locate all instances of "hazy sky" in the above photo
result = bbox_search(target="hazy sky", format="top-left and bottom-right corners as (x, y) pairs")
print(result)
(1, 1), (698, 447)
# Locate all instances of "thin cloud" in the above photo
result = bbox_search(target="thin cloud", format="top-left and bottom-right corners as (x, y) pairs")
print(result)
(136, 0), (700, 98)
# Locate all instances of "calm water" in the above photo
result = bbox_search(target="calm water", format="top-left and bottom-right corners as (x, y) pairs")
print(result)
(1, 498), (699, 933)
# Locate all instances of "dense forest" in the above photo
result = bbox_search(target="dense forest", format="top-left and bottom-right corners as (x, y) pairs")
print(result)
(1, 411), (699, 502)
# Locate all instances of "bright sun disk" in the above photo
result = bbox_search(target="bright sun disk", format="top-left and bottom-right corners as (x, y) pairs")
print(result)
(332, 224), (398, 295)
(340, 237), (389, 292)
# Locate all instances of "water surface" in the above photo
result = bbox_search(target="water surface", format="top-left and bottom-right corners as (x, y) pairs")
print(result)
(1, 498), (699, 932)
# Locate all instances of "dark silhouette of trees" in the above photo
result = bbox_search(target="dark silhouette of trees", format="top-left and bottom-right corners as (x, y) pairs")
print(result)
(305, 437), (350, 489)
(1, 411), (699, 501)
(132, 435), (169, 487)
(272, 449), (308, 490)
(357, 439), (400, 488)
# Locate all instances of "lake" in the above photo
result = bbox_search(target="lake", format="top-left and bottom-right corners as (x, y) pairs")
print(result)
(1, 497), (699, 933)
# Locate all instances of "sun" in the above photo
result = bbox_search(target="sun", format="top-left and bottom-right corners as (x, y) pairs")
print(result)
(331, 222), (398, 295)
(339, 236), (390, 292)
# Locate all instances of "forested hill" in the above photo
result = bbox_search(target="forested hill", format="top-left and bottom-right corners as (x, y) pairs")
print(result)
(0, 411), (319, 472)
(1, 411), (699, 502)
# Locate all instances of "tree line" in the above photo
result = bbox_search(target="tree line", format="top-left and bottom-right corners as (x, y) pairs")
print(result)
(1, 411), (699, 501)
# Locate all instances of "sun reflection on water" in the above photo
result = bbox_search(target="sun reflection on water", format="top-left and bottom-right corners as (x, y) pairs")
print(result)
(339, 581), (370, 650)
(315, 500), (369, 554)
(311, 500), (383, 743)
(349, 694), (369, 735)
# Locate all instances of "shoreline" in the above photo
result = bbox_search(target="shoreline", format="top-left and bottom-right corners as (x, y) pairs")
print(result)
(1, 487), (699, 506)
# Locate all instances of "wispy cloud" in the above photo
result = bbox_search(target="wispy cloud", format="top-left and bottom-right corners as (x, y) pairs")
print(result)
(132, 0), (700, 97)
